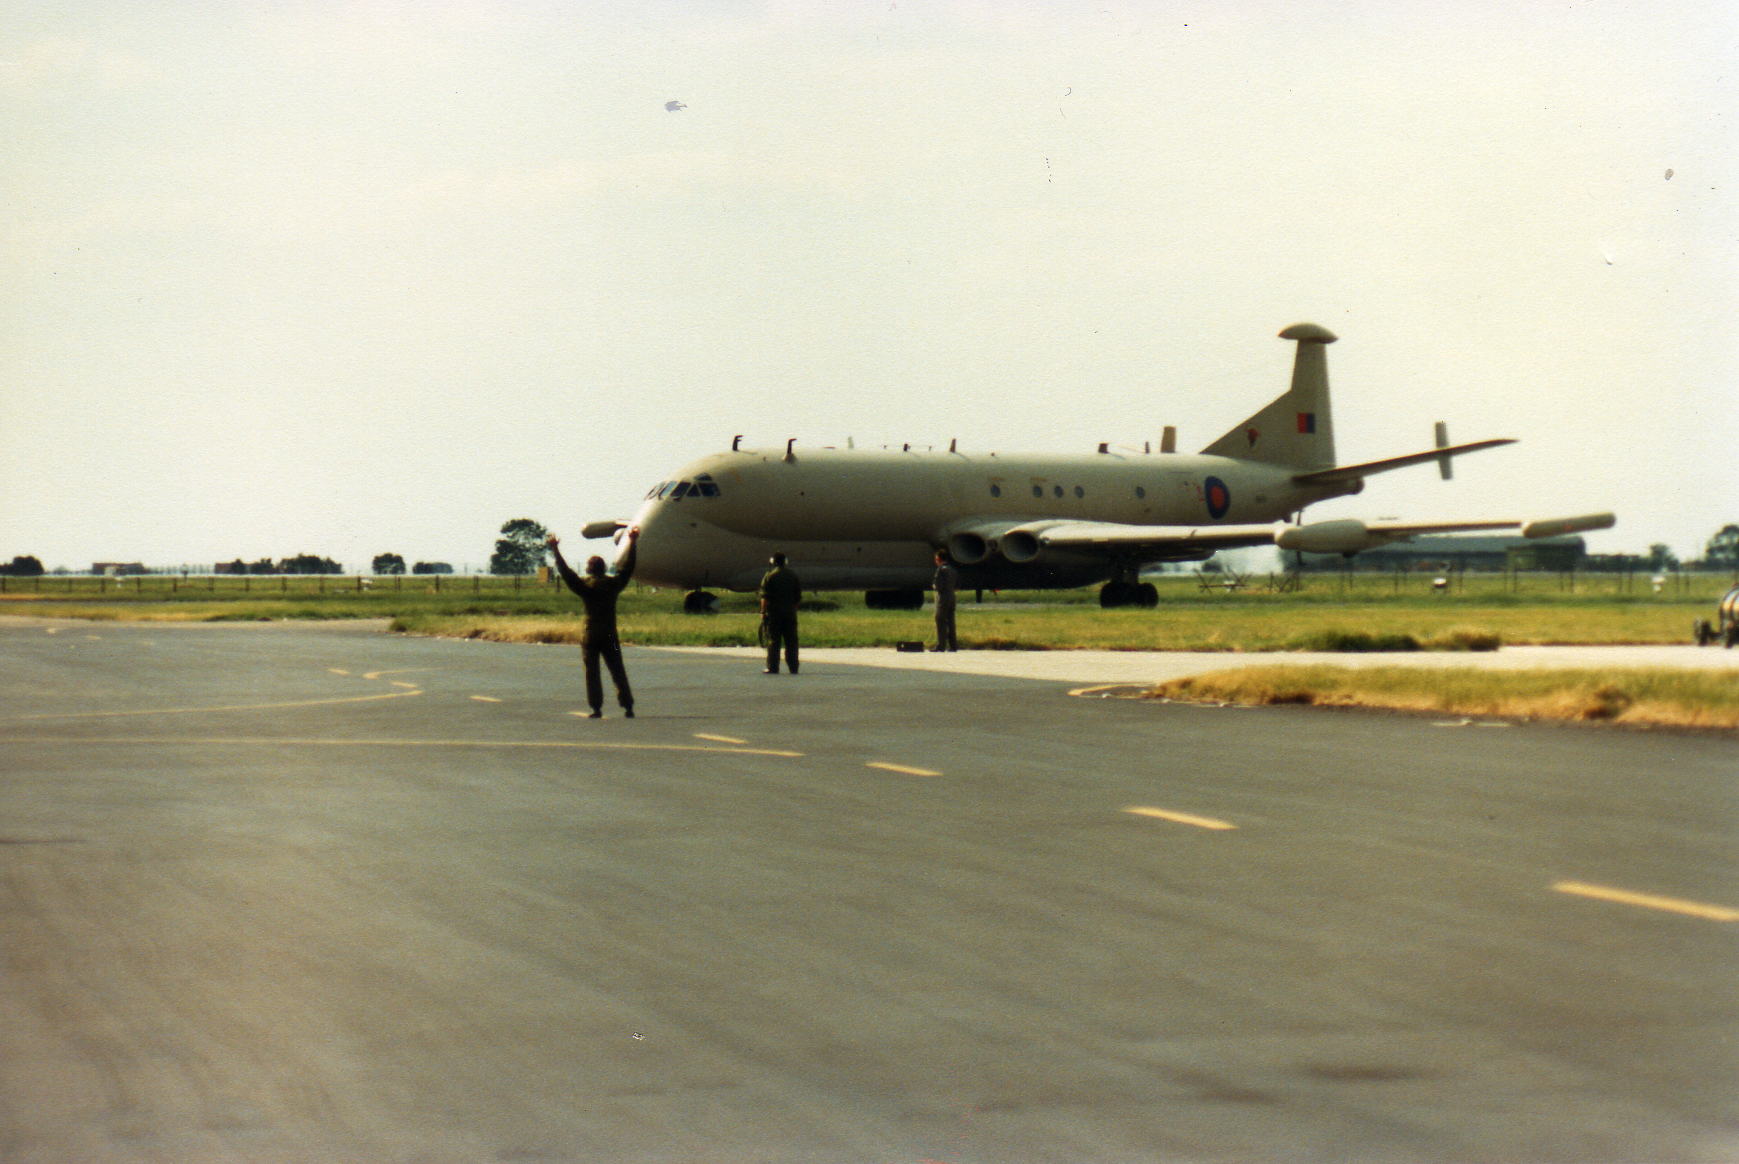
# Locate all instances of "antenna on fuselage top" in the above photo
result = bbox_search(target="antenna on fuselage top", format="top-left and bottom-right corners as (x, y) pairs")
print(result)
(949, 438), (957, 453)
(783, 438), (796, 462)
(732, 434), (743, 451)
(1161, 426), (1177, 454)
(1434, 421), (1453, 480)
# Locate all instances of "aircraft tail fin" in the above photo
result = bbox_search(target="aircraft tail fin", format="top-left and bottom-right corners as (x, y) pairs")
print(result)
(1200, 323), (1338, 470)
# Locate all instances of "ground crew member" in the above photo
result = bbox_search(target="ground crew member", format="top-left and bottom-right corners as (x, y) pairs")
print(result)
(758, 551), (802, 674)
(549, 527), (639, 717)
(931, 549), (959, 652)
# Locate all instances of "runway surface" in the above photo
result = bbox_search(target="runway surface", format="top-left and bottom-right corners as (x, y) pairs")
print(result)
(2, 618), (1736, 1162)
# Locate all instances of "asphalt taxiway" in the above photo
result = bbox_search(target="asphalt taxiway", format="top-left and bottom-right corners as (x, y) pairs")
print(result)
(1, 619), (1735, 1162)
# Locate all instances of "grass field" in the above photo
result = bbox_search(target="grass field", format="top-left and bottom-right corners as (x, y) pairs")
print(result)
(1, 571), (1731, 651)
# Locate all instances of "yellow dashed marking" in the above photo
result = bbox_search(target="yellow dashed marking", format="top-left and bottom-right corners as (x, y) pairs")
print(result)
(694, 733), (748, 745)
(469, 695), (503, 703)
(390, 681), (420, 689)
(363, 669), (427, 681)
(1553, 881), (1739, 922)
(328, 668), (351, 676)
(867, 762), (942, 777)
(1124, 806), (1237, 831)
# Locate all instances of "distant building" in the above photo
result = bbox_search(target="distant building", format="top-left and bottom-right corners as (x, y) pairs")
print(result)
(1300, 535), (1587, 573)
(91, 561), (147, 577)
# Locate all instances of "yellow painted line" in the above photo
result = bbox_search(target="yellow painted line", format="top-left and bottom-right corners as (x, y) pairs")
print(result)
(7, 689), (424, 721)
(15, 737), (805, 758)
(469, 695), (502, 703)
(1124, 806), (1237, 831)
(1069, 683), (1151, 698)
(1553, 881), (1739, 922)
(363, 669), (428, 681)
(328, 668), (351, 676)
(866, 761), (942, 777)
(694, 733), (748, 744)
(390, 681), (420, 689)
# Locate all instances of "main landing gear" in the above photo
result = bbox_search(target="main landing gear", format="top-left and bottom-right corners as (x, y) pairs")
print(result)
(682, 590), (719, 614)
(865, 588), (925, 610)
(1099, 580), (1159, 609)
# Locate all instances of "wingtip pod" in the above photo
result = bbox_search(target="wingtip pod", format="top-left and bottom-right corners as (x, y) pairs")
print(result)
(1521, 512), (1616, 539)
(581, 520), (628, 539)
(1279, 323), (1337, 344)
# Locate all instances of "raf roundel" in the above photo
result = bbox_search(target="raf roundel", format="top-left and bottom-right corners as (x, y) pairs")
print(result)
(1204, 476), (1231, 519)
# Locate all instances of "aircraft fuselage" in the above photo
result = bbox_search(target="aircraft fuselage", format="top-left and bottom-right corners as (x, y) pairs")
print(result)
(625, 446), (1354, 592)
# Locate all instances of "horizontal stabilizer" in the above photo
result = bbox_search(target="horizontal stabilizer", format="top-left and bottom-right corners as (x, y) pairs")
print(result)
(1291, 439), (1514, 487)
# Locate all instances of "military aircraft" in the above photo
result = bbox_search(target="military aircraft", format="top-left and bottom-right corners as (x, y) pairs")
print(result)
(582, 323), (1614, 611)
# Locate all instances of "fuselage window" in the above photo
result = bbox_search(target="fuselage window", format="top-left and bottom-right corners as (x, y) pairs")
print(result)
(656, 482), (676, 500)
(1135, 485), (1146, 499)
(1053, 485), (1064, 498)
(1074, 486), (1085, 499)
(694, 474), (720, 498)
(670, 481), (691, 500)
(1032, 485), (1043, 498)
(989, 484), (1002, 498)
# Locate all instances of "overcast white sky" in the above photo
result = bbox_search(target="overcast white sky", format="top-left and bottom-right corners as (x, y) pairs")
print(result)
(4, 0), (1734, 572)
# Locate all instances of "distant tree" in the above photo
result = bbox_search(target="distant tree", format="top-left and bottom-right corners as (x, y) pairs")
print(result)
(279, 553), (343, 575)
(489, 518), (550, 575)
(247, 558), (276, 575)
(1646, 543), (1679, 572)
(372, 552), (407, 575)
(2, 555), (45, 577)
(1704, 524), (1739, 571)
(411, 561), (454, 575)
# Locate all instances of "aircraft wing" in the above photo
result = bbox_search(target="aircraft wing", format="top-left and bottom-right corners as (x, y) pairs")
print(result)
(1273, 512), (1616, 553)
(979, 511), (1615, 563)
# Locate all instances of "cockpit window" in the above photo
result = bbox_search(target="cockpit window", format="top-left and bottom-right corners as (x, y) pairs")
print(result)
(650, 476), (722, 503)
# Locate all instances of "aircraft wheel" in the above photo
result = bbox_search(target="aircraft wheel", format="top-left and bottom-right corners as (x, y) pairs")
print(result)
(1725, 623), (1739, 649)
(1693, 619), (1714, 646)
(1135, 582), (1159, 608)
(1099, 582), (1133, 608)
(682, 590), (719, 614)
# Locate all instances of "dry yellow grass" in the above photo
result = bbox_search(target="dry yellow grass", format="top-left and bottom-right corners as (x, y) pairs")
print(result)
(1146, 666), (1739, 729)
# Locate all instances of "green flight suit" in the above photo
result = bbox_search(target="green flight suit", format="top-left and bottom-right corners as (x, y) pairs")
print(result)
(758, 563), (802, 674)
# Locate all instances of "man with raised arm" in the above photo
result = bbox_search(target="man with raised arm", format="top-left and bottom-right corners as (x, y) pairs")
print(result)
(548, 527), (639, 718)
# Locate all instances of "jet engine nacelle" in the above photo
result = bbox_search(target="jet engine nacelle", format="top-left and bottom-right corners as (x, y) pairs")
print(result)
(946, 521), (1026, 566)
(999, 521), (1076, 564)
(1274, 519), (1390, 555)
